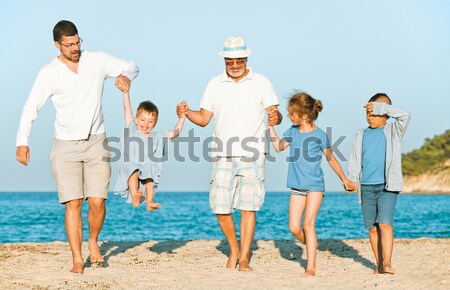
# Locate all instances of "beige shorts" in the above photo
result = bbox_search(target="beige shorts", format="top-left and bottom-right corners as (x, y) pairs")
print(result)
(50, 133), (111, 203)
(209, 154), (265, 214)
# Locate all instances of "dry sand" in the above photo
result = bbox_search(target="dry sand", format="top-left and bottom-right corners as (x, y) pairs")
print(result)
(1, 238), (449, 289)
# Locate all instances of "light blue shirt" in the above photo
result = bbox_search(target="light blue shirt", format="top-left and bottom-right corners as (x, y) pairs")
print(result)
(362, 127), (386, 184)
(114, 121), (169, 203)
(283, 126), (330, 191)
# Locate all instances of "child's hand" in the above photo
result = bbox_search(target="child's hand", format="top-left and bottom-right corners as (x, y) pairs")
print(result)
(115, 75), (131, 93)
(364, 102), (374, 115)
(176, 101), (188, 118)
(343, 179), (357, 192)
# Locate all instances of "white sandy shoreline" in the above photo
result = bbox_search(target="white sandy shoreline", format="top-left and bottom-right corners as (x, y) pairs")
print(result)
(1, 238), (449, 290)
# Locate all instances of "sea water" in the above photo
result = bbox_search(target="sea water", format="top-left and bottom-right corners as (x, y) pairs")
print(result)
(0, 192), (448, 243)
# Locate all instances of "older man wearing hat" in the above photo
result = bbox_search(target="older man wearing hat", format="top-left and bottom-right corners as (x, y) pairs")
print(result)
(177, 36), (281, 272)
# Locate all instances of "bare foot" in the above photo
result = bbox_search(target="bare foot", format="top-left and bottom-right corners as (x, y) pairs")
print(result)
(147, 202), (161, 212)
(70, 262), (84, 274)
(238, 260), (253, 272)
(88, 239), (104, 264)
(226, 251), (239, 269)
(131, 190), (142, 208)
(301, 269), (315, 277)
(383, 265), (396, 274)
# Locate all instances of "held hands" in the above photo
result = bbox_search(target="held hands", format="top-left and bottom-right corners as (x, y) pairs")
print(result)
(343, 179), (358, 192)
(267, 107), (282, 126)
(176, 101), (189, 118)
(115, 75), (131, 93)
(16, 146), (30, 166)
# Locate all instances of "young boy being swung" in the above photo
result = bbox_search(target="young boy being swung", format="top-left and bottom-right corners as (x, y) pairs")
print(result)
(114, 91), (185, 210)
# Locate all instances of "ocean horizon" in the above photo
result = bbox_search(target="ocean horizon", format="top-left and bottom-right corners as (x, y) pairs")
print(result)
(0, 191), (449, 243)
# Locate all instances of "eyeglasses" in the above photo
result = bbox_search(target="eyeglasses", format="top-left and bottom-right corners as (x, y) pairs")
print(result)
(59, 38), (83, 48)
(225, 58), (246, 66)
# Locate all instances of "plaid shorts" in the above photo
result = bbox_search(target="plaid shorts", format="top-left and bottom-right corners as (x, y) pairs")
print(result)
(209, 154), (265, 214)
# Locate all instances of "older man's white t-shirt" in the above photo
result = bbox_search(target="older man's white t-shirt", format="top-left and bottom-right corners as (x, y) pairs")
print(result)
(200, 68), (279, 157)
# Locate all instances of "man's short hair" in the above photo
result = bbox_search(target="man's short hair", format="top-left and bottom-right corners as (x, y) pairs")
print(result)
(53, 20), (78, 42)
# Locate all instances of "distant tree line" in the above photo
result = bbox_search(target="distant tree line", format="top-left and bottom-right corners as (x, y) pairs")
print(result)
(402, 129), (450, 176)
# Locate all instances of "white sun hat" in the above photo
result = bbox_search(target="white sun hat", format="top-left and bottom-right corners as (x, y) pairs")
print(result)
(218, 36), (251, 58)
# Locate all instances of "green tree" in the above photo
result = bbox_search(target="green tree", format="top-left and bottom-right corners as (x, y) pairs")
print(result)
(402, 130), (450, 176)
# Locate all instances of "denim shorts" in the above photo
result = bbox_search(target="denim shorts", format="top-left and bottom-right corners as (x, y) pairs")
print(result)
(361, 184), (398, 229)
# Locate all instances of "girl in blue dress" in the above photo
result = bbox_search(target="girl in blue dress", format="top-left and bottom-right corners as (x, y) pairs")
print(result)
(114, 91), (185, 211)
(268, 92), (356, 277)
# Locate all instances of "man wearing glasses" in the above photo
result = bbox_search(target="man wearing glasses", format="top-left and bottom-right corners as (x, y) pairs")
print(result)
(177, 36), (282, 272)
(15, 20), (139, 274)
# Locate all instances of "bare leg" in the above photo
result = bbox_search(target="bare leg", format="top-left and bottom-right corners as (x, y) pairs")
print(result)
(369, 225), (383, 274)
(128, 170), (142, 208)
(379, 223), (396, 274)
(87, 197), (106, 263)
(65, 199), (84, 274)
(289, 195), (307, 244)
(301, 192), (323, 277)
(216, 214), (240, 269)
(145, 179), (160, 211)
(239, 210), (256, 272)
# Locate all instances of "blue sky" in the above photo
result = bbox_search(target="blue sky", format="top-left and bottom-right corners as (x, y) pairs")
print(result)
(1, 0), (449, 192)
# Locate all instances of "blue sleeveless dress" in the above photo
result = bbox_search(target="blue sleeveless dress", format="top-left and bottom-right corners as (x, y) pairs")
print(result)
(114, 121), (169, 204)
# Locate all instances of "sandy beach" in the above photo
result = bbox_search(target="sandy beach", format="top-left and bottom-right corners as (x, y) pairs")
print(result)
(1, 238), (449, 289)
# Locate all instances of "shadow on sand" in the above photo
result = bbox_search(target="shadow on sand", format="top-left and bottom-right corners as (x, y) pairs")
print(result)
(274, 239), (374, 271)
(274, 240), (306, 269)
(318, 239), (374, 270)
(85, 240), (189, 268)
(149, 240), (189, 254)
(85, 241), (146, 268)
(87, 239), (373, 271)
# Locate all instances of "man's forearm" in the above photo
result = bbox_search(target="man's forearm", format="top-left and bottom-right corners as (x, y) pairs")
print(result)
(186, 109), (210, 127)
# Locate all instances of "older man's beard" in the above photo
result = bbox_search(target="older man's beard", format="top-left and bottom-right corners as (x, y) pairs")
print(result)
(227, 66), (246, 79)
